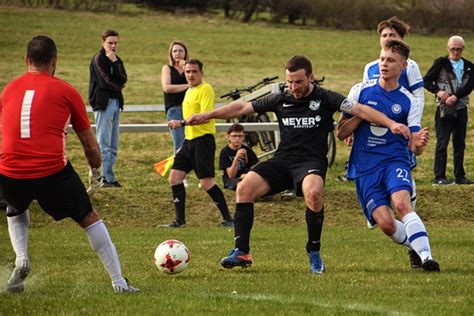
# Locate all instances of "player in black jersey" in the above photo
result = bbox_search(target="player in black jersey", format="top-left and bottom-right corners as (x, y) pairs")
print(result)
(187, 55), (410, 273)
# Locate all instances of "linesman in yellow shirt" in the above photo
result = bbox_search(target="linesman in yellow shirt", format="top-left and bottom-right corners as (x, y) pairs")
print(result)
(161, 59), (233, 228)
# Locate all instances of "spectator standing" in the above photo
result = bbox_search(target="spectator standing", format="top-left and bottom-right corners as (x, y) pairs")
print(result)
(424, 36), (474, 185)
(89, 30), (127, 188)
(161, 40), (189, 154)
(219, 123), (259, 190)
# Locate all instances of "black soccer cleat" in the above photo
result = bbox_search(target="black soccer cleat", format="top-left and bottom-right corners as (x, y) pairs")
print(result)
(408, 249), (422, 269)
(422, 259), (440, 272)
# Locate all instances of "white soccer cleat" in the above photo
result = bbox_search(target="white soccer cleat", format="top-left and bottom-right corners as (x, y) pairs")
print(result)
(112, 278), (140, 293)
(7, 258), (30, 293)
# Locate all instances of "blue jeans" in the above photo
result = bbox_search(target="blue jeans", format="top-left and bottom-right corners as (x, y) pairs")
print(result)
(167, 106), (185, 154)
(95, 99), (120, 183)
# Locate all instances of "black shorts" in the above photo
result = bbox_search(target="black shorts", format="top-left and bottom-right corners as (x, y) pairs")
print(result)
(0, 183), (7, 210)
(172, 134), (216, 179)
(0, 161), (93, 222)
(251, 155), (327, 196)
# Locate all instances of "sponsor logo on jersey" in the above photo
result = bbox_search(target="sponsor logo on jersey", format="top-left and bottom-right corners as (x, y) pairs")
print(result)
(307, 169), (320, 174)
(281, 116), (321, 128)
(392, 103), (402, 114)
(367, 100), (378, 106)
(309, 100), (321, 111)
(369, 123), (388, 137)
(282, 103), (295, 108)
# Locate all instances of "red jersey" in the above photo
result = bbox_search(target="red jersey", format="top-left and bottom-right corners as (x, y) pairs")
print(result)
(0, 72), (91, 179)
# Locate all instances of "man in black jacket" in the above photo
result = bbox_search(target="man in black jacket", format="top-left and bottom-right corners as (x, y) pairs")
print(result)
(89, 30), (127, 188)
(424, 36), (474, 185)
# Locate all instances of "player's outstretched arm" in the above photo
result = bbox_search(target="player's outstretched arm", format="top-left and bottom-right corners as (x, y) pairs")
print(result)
(186, 101), (254, 125)
(349, 102), (410, 139)
(409, 127), (429, 156)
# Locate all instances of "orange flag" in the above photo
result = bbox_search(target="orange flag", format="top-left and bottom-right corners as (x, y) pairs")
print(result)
(154, 156), (175, 177)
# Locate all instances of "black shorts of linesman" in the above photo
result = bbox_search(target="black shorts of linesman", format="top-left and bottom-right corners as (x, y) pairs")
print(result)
(186, 55), (410, 274)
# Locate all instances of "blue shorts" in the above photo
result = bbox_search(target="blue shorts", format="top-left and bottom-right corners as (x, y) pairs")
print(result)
(355, 162), (412, 226)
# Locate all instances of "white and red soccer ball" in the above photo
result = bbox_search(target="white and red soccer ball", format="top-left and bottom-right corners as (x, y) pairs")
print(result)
(154, 240), (190, 274)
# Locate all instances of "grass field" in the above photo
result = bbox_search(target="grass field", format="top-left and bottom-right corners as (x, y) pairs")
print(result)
(0, 5), (473, 315)
(1, 226), (473, 315)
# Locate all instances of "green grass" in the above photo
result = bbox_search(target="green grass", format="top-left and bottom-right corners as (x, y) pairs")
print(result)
(1, 5), (474, 315)
(0, 225), (473, 315)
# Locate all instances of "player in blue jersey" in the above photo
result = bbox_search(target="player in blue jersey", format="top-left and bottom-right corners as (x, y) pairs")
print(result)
(364, 17), (424, 213)
(359, 17), (426, 268)
(338, 40), (440, 272)
(187, 55), (410, 274)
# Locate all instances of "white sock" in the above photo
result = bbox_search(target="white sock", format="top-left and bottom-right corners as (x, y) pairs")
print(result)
(389, 220), (410, 247)
(402, 212), (432, 261)
(85, 220), (126, 287)
(7, 208), (30, 267)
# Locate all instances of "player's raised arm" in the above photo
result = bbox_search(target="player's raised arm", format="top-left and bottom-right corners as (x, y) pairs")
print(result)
(186, 101), (254, 125)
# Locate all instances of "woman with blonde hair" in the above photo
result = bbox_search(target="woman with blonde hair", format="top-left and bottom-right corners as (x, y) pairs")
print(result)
(161, 40), (189, 154)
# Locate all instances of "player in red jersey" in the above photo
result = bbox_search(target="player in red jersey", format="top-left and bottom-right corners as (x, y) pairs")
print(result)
(0, 35), (138, 293)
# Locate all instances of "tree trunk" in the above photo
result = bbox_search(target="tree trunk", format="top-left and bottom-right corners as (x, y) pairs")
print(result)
(241, 0), (259, 23)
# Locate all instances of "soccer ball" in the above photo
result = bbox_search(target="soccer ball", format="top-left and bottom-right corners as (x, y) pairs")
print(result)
(153, 240), (190, 274)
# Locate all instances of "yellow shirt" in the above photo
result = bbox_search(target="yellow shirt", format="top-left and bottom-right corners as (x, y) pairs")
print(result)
(182, 81), (216, 140)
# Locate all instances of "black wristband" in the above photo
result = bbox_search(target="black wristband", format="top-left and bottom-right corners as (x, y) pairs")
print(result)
(180, 120), (186, 126)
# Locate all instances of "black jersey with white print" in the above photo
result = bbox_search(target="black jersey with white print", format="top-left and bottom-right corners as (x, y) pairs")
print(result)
(252, 86), (346, 160)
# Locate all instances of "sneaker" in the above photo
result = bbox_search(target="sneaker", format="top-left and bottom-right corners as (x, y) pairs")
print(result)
(455, 177), (474, 185)
(408, 249), (422, 269)
(113, 277), (140, 293)
(101, 180), (122, 188)
(432, 178), (453, 186)
(159, 220), (186, 228)
(307, 250), (326, 274)
(7, 258), (30, 293)
(422, 258), (440, 272)
(220, 248), (253, 269)
(221, 220), (234, 227)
